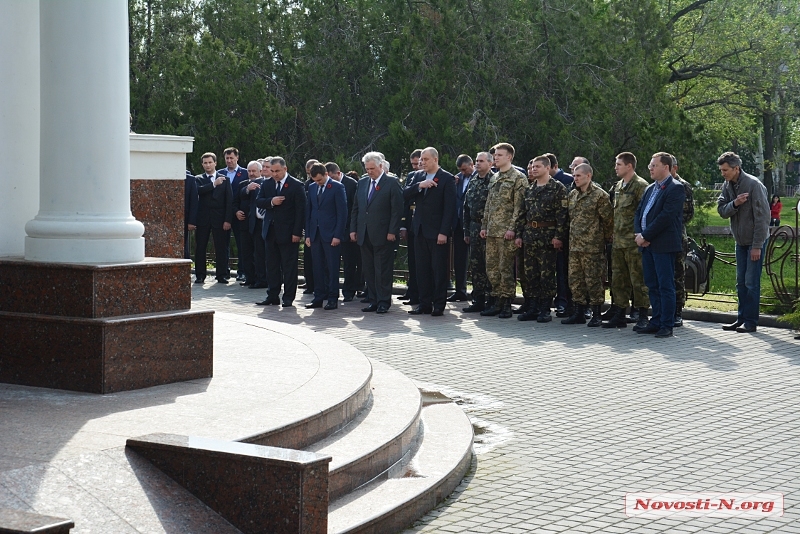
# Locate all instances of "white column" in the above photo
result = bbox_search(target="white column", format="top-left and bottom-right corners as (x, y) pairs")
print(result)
(0, 0), (40, 256)
(25, 0), (144, 263)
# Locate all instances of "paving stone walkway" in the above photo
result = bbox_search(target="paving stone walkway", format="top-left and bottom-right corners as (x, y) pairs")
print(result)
(193, 282), (800, 533)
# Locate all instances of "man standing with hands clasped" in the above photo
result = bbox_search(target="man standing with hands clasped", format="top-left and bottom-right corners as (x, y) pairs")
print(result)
(717, 151), (770, 333)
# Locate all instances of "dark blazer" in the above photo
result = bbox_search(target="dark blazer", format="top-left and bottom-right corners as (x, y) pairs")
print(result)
(340, 175), (359, 235)
(196, 172), (233, 228)
(351, 173), (404, 246)
(454, 171), (474, 226)
(256, 175), (306, 244)
(224, 166), (249, 197)
(403, 168), (457, 240)
(184, 172), (199, 226)
(634, 175), (685, 254)
(306, 179), (348, 242)
(234, 178), (265, 234)
(402, 170), (420, 231)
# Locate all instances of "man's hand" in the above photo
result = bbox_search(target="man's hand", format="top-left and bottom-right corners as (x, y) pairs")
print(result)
(419, 179), (437, 189)
(236, 210), (246, 221)
(331, 238), (340, 247)
(634, 233), (649, 247)
(734, 192), (750, 207)
(305, 238), (311, 247)
(504, 230), (515, 240)
(292, 235), (301, 243)
(247, 182), (261, 192)
(188, 224), (196, 231)
(214, 176), (225, 187)
(223, 222), (231, 231)
(480, 230), (487, 239)
(751, 247), (762, 261)
(552, 238), (562, 250)
(350, 232), (357, 242)
(272, 196), (285, 206)
(437, 233), (447, 245)
(464, 236), (470, 245)
(387, 233), (397, 242)
(515, 237), (522, 248)
(400, 228), (407, 240)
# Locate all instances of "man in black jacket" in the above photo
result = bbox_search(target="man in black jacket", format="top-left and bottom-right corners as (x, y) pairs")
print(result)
(327, 162), (362, 302)
(233, 160), (265, 287)
(195, 152), (233, 284)
(184, 169), (198, 260)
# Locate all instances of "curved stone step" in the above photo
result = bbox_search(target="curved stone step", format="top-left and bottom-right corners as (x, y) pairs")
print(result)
(304, 360), (422, 501)
(327, 402), (474, 534)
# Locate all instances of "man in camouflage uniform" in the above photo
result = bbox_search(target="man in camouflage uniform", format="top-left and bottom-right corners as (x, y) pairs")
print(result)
(671, 156), (694, 326)
(513, 160), (537, 316)
(602, 152), (649, 329)
(480, 143), (527, 319)
(516, 155), (568, 322)
(462, 151), (494, 312)
(562, 163), (613, 326)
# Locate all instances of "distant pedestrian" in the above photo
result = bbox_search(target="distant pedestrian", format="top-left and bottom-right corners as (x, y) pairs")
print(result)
(770, 195), (782, 227)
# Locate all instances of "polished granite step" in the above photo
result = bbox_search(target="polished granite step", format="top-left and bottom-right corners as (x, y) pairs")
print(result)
(327, 402), (474, 534)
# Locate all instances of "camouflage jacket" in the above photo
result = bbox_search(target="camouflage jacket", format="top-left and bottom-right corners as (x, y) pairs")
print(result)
(568, 182), (613, 253)
(675, 174), (694, 239)
(463, 172), (492, 238)
(520, 178), (568, 244)
(610, 174), (648, 248)
(481, 167), (527, 238)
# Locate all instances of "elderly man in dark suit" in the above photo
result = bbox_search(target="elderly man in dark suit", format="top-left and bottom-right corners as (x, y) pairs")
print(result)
(350, 152), (404, 314)
(305, 163), (348, 310)
(195, 152), (233, 284)
(403, 147), (457, 316)
(184, 169), (198, 260)
(634, 151), (686, 338)
(233, 160), (266, 288)
(327, 162), (361, 302)
(255, 157), (306, 307)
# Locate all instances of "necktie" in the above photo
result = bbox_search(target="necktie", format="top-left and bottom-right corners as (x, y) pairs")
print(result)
(368, 180), (376, 202)
(317, 184), (323, 197)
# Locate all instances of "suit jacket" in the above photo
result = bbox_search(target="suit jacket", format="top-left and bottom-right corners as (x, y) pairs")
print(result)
(196, 172), (233, 228)
(184, 172), (199, 226)
(341, 175), (359, 236)
(454, 171), (474, 227)
(306, 178), (348, 242)
(351, 173), (404, 246)
(403, 168), (457, 240)
(255, 175), (306, 244)
(234, 178), (265, 234)
(634, 175), (685, 254)
(401, 170), (420, 231)
(224, 166), (249, 197)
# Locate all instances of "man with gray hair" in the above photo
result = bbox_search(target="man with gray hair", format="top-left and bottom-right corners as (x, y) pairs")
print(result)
(717, 151), (770, 333)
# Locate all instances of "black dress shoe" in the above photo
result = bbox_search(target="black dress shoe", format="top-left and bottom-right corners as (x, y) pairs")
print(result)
(324, 301), (338, 310)
(376, 305), (389, 314)
(342, 296), (354, 302)
(736, 324), (757, 333)
(722, 321), (744, 331)
(408, 306), (432, 315)
(405, 300), (420, 306)
(356, 291), (366, 298)
(282, 301), (294, 308)
(256, 299), (280, 306)
(194, 279), (205, 284)
(360, 297), (371, 303)
(216, 279), (229, 284)
(306, 300), (323, 309)
(446, 292), (469, 302)
(303, 288), (315, 294)
(636, 323), (661, 334)
(431, 308), (444, 316)
(249, 282), (268, 289)
(654, 327), (674, 338)
(240, 281), (251, 286)
(362, 304), (378, 312)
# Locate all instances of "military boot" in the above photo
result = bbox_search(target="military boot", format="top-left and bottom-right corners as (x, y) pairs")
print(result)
(480, 297), (502, 316)
(462, 294), (486, 313)
(602, 305), (628, 328)
(561, 304), (586, 324)
(537, 300), (553, 322)
(632, 307), (650, 331)
(587, 305), (603, 327)
(517, 299), (540, 321)
(626, 307), (639, 324)
(600, 304), (617, 321)
(498, 298), (513, 319)
(674, 307), (684, 327)
(513, 297), (532, 315)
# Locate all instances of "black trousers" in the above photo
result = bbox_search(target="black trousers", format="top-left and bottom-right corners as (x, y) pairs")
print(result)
(451, 221), (469, 293)
(183, 224), (192, 259)
(252, 219), (267, 285)
(361, 232), (395, 308)
(341, 238), (363, 298)
(415, 232), (449, 310)
(265, 235), (299, 304)
(195, 225), (230, 281)
(303, 244), (315, 290)
(405, 230), (419, 300)
(238, 223), (255, 283)
(555, 244), (572, 308)
(230, 218), (243, 275)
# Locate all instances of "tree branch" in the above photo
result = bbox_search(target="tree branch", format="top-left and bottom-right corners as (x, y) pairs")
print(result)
(668, 0), (715, 29)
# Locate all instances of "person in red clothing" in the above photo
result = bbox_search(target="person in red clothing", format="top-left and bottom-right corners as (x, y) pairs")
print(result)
(770, 195), (782, 227)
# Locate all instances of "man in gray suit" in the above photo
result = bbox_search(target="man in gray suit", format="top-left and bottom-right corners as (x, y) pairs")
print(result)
(350, 152), (404, 314)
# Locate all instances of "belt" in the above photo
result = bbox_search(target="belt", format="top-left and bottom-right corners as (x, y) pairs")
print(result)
(529, 220), (556, 228)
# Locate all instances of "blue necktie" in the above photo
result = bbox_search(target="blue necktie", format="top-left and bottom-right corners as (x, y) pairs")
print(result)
(368, 180), (376, 202)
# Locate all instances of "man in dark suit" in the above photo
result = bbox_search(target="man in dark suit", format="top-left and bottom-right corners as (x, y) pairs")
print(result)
(255, 157), (306, 307)
(195, 152), (233, 284)
(221, 147), (249, 282)
(400, 149), (423, 306)
(327, 162), (361, 302)
(184, 169), (198, 260)
(403, 147), (457, 316)
(304, 163), (348, 310)
(301, 159), (320, 295)
(634, 151), (686, 338)
(233, 160), (265, 287)
(449, 154), (474, 302)
(350, 152), (404, 314)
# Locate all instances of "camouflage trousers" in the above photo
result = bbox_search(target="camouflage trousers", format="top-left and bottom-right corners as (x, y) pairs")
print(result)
(569, 251), (605, 305)
(486, 236), (518, 298)
(610, 246), (649, 309)
(523, 242), (558, 300)
(469, 234), (491, 295)
(675, 239), (688, 309)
